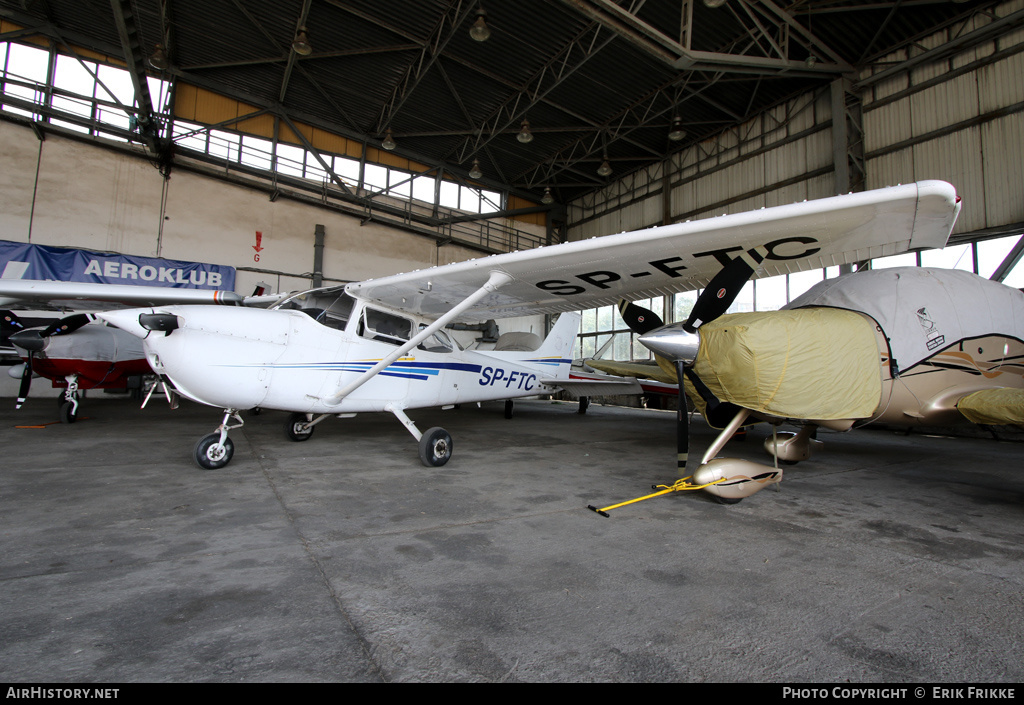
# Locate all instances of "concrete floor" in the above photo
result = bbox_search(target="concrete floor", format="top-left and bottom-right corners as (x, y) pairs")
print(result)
(1, 395), (1023, 683)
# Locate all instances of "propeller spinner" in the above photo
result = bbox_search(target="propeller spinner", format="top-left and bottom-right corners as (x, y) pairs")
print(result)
(619, 247), (766, 472)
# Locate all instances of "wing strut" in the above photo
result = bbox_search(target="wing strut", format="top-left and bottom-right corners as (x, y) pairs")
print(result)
(325, 270), (513, 405)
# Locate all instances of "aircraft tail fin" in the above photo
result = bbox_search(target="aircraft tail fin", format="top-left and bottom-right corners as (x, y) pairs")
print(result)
(490, 312), (579, 369)
(534, 312), (580, 360)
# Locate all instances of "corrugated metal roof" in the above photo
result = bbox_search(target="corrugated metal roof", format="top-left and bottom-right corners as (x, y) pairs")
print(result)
(0, 0), (1007, 207)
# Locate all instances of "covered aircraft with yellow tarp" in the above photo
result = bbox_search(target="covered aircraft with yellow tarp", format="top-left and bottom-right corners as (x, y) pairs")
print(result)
(595, 266), (1024, 503)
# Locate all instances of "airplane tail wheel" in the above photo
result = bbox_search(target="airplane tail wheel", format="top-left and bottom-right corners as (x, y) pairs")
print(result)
(59, 400), (78, 424)
(194, 433), (234, 470)
(419, 427), (452, 467)
(285, 413), (315, 442)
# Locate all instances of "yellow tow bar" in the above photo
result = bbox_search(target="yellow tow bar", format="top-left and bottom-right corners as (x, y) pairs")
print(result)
(587, 476), (727, 517)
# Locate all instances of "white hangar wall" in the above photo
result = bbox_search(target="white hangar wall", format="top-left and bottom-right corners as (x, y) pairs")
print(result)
(0, 118), (490, 296)
(567, 0), (1024, 246)
(861, 0), (1024, 237)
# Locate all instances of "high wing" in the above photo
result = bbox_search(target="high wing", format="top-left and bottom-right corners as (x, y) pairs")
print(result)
(347, 181), (960, 322)
(0, 279), (243, 309)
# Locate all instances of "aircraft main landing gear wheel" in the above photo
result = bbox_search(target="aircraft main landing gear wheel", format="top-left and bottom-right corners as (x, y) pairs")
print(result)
(419, 427), (452, 467)
(504, 399), (514, 419)
(286, 413), (315, 442)
(194, 433), (235, 470)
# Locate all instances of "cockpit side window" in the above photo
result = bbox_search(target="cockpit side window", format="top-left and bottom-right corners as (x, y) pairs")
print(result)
(360, 307), (413, 345)
(417, 325), (455, 354)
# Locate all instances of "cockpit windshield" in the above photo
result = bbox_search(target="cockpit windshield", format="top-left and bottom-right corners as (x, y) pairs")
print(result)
(272, 286), (355, 331)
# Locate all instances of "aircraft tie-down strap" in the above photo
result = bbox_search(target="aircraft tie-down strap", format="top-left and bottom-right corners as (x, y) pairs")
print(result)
(325, 270), (513, 405)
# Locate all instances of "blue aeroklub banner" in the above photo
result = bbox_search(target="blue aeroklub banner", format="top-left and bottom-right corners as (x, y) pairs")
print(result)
(0, 240), (236, 290)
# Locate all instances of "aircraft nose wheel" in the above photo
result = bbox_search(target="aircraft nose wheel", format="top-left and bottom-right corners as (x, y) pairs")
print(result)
(419, 427), (452, 467)
(194, 433), (235, 470)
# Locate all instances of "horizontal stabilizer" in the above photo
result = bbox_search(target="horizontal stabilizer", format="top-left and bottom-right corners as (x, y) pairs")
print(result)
(957, 388), (1024, 427)
(546, 377), (644, 399)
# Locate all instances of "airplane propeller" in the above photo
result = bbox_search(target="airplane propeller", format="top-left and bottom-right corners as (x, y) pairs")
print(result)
(617, 247), (766, 472)
(4, 312), (95, 409)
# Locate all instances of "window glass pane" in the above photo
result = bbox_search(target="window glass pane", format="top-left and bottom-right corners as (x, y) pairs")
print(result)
(146, 76), (170, 112)
(275, 142), (305, 177)
(53, 55), (94, 96)
(673, 291), (697, 322)
(871, 252), (917, 269)
(388, 170), (411, 198)
(578, 336), (593, 359)
(48, 117), (89, 134)
(364, 163), (388, 191)
(412, 175), (436, 203)
(920, 243), (973, 271)
(580, 309), (597, 334)
(333, 156), (360, 186)
(480, 189), (501, 213)
(439, 180), (460, 209)
(1003, 260), (1024, 288)
(52, 93), (91, 118)
(172, 121), (208, 152)
(755, 275), (787, 311)
(97, 106), (130, 135)
(631, 334), (650, 360)
(977, 235), (1022, 279)
(241, 135), (272, 170)
(726, 280), (754, 314)
(613, 332), (630, 360)
(304, 152), (327, 181)
(208, 130), (239, 161)
(460, 186), (480, 213)
(7, 43), (49, 83)
(788, 269), (823, 300)
(362, 308), (412, 344)
(96, 64), (135, 108)
(597, 305), (613, 331)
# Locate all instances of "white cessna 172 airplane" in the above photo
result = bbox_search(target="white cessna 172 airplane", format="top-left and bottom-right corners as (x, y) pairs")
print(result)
(85, 180), (961, 472)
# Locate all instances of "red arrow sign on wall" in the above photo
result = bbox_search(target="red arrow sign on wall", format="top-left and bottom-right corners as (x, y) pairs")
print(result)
(253, 231), (264, 253)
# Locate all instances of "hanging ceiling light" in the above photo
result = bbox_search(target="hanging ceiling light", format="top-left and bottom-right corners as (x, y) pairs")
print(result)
(292, 26), (312, 56)
(597, 157), (612, 177)
(382, 129), (396, 150)
(517, 119), (534, 144)
(149, 45), (169, 70)
(703, 0), (728, 7)
(149, 44), (169, 70)
(469, 159), (483, 179)
(541, 187), (554, 205)
(668, 116), (686, 142)
(469, 7), (491, 42)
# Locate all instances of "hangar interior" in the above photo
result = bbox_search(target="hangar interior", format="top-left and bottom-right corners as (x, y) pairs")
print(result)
(2, 0), (1024, 684)
(1, 0), (1022, 354)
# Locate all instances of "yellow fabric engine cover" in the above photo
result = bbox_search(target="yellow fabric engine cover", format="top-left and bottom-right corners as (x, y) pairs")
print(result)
(957, 388), (1024, 427)
(692, 308), (882, 421)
